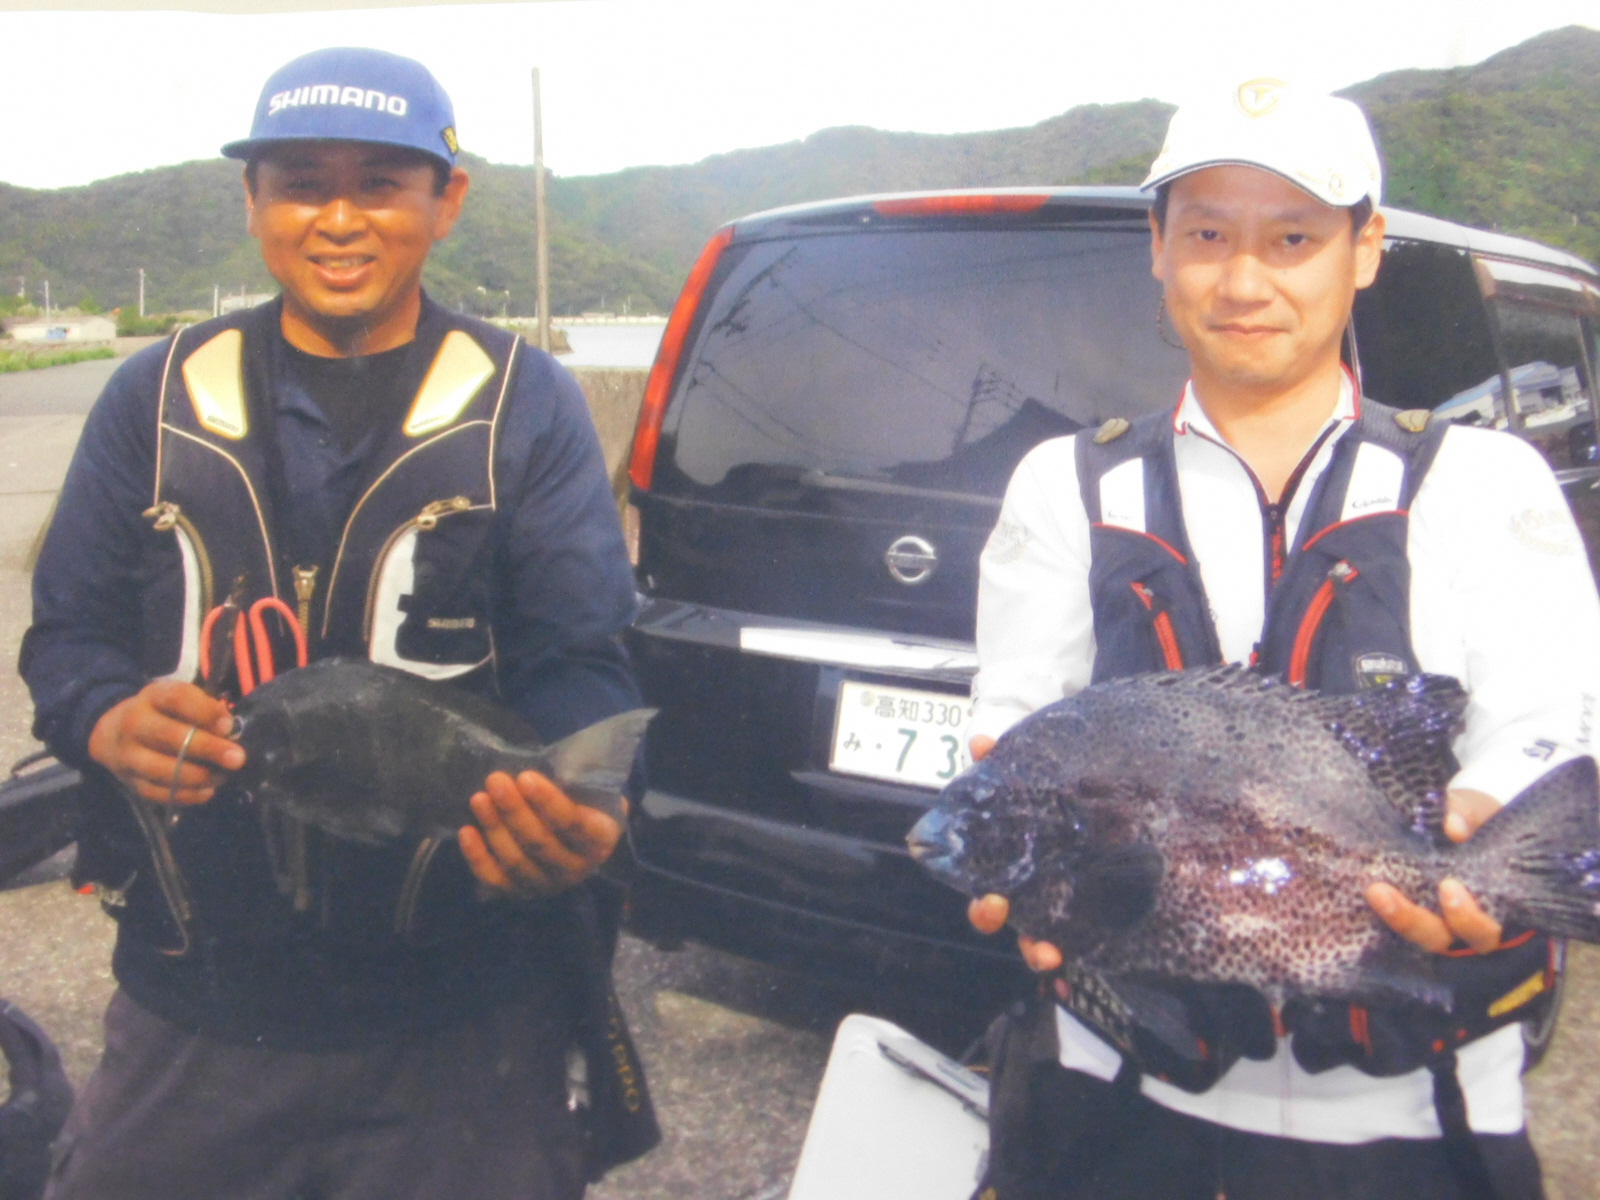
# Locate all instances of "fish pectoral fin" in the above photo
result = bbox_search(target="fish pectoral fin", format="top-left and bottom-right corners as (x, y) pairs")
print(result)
(540, 708), (657, 822)
(1074, 842), (1163, 932)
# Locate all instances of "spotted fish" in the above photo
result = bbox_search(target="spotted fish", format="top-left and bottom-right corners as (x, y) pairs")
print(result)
(908, 667), (1600, 1008)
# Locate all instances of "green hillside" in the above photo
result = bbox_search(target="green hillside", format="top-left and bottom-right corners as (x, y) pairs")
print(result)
(1, 25), (1595, 316)
(1344, 28), (1600, 263)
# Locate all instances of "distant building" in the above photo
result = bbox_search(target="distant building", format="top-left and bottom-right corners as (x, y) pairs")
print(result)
(220, 293), (275, 315)
(4, 314), (118, 343)
(1435, 360), (1589, 431)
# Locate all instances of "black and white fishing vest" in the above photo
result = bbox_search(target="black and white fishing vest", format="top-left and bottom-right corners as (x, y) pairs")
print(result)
(1067, 399), (1561, 1095)
(106, 299), (520, 952)
(145, 300), (511, 690)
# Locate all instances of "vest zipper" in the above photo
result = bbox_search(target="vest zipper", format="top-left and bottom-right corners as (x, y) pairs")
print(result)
(143, 501), (215, 617)
(360, 496), (475, 643)
(1288, 560), (1359, 687)
(292, 564), (319, 642)
(1130, 581), (1185, 671)
(1187, 422), (1338, 607)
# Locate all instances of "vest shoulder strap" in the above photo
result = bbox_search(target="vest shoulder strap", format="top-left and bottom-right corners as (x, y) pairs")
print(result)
(1074, 410), (1174, 525)
(1344, 398), (1451, 509)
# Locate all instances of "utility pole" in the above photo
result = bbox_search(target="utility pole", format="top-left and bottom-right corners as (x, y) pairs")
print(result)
(139, 268), (146, 319)
(213, 284), (220, 318)
(43, 280), (50, 321)
(531, 67), (551, 353)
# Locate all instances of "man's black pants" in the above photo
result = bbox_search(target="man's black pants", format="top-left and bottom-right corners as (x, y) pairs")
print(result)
(1005, 1062), (1544, 1200)
(45, 988), (587, 1200)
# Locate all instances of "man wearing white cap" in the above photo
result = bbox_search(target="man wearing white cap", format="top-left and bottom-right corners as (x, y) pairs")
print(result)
(965, 79), (1600, 1198)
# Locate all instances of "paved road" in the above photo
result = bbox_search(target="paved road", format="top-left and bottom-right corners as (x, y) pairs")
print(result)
(0, 355), (1597, 1199)
(0, 354), (123, 416)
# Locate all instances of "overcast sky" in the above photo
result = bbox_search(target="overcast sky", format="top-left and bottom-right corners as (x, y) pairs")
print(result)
(0, 0), (1596, 190)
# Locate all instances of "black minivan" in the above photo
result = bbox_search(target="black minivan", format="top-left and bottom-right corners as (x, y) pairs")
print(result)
(621, 187), (1600, 989)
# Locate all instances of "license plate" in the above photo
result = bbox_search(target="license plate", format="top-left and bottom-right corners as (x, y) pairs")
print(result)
(829, 681), (973, 790)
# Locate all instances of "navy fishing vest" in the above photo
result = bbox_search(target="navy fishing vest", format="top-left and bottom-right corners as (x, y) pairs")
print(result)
(1076, 400), (1444, 692)
(1068, 399), (1560, 1097)
(112, 299), (520, 953)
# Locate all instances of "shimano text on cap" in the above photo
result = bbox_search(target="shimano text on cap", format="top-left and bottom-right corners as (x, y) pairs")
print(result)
(1141, 78), (1382, 208)
(223, 47), (459, 168)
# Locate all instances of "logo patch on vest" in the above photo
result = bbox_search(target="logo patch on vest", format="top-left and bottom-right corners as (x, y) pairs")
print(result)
(1354, 652), (1409, 689)
(181, 329), (248, 440)
(1340, 441), (1404, 521)
(1098, 458), (1146, 533)
(404, 331), (496, 437)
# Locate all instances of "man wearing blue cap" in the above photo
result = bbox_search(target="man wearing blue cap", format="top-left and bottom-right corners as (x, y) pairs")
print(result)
(964, 79), (1598, 1198)
(22, 47), (656, 1199)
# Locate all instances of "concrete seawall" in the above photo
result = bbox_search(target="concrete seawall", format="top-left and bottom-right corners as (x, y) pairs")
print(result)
(572, 367), (648, 499)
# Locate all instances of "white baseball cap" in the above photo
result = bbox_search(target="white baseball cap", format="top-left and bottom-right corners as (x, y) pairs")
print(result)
(1141, 78), (1383, 208)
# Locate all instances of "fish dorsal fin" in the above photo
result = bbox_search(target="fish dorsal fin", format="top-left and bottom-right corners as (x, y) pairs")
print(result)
(1312, 674), (1467, 841)
(1138, 662), (1276, 693)
(541, 708), (657, 822)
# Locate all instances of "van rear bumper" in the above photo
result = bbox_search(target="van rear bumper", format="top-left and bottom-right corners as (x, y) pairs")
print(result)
(624, 787), (1021, 988)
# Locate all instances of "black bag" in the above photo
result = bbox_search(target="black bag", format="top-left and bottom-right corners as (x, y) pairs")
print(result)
(0, 754), (81, 890)
(0, 1002), (74, 1200)
(969, 985), (1155, 1200)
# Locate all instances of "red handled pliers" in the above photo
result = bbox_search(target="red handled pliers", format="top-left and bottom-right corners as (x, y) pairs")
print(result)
(199, 577), (308, 698)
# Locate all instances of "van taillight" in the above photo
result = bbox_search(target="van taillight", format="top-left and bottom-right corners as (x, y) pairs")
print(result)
(629, 225), (736, 492)
(871, 194), (1050, 217)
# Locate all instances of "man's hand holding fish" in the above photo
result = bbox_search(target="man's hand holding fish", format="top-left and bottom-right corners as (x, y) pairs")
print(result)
(88, 680), (243, 806)
(1366, 787), (1504, 954)
(462, 767), (624, 898)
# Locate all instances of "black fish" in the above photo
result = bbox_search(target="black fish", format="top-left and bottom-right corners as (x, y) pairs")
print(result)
(232, 659), (653, 844)
(908, 667), (1600, 1008)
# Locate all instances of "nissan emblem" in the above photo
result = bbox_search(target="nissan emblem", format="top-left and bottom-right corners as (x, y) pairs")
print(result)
(885, 535), (938, 586)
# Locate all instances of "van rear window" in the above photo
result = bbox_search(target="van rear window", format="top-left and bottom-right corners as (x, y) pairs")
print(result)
(657, 227), (1189, 504)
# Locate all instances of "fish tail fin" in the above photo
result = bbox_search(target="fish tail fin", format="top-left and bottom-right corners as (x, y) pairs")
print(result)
(543, 708), (657, 822)
(1458, 756), (1600, 941)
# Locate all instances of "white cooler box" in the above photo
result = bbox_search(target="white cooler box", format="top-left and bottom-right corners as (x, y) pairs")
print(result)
(788, 1014), (990, 1200)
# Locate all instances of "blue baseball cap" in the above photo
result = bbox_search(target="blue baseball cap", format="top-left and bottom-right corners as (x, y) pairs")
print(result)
(222, 47), (459, 168)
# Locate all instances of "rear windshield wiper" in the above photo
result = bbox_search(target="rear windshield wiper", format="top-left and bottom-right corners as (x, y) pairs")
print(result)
(799, 469), (1002, 508)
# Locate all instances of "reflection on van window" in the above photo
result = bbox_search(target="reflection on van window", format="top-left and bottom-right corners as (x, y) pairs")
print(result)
(664, 229), (1188, 502)
(1493, 296), (1598, 469)
(1352, 240), (1501, 413)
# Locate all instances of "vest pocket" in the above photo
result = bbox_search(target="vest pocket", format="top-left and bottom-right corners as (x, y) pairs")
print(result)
(368, 504), (494, 678)
(1279, 549), (1415, 692)
(1287, 561), (1359, 687)
(1129, 582), (1185, 671)
(1091, 577), (1183, 682)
